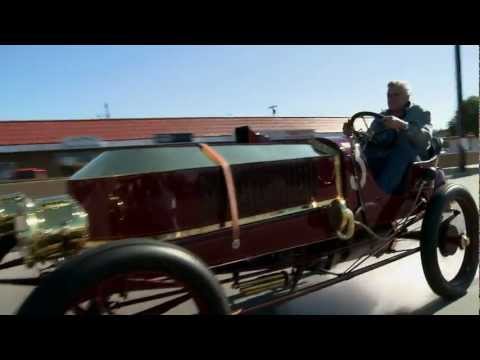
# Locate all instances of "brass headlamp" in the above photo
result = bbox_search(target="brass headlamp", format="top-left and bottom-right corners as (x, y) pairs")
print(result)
(0, 193), (89, 267)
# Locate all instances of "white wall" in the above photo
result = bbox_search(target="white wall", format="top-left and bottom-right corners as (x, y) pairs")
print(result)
(444, 136), (479, 153)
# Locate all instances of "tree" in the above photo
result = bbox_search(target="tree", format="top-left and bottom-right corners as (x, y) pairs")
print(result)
(448, 96), (479, 137)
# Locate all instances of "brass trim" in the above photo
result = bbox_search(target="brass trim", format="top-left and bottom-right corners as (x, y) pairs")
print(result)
(154, 199), (337, 242)
(84, 198), (337, 248)
(308, 140), (343, 198)
(334, 154), (343, 198)
(83, 241), (108, 248)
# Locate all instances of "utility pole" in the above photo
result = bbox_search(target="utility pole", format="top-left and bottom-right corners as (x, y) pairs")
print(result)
(454, 45), (466, 172)
(104, 103), (111, 119)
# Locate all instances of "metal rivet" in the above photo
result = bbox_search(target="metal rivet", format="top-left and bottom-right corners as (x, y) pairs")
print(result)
(232, 238), (240, 250)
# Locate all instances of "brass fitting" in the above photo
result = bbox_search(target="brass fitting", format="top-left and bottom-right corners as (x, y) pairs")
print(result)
(0, 193), (89, 267)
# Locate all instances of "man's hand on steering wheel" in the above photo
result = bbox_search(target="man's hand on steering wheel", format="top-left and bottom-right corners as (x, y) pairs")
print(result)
(383, 116), (408, 131)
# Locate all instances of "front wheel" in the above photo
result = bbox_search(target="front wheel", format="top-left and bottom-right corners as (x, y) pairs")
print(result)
(420, 184), (479, 299)
(17, 239), (231, 315)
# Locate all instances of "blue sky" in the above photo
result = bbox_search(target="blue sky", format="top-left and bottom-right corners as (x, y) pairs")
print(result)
(0, 45), (478, 129)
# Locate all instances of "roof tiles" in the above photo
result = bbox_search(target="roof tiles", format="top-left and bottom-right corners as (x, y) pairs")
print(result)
(0, 117), (348, 145)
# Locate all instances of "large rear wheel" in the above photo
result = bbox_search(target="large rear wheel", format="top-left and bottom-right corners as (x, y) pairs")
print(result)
(420, 184), (479, 299)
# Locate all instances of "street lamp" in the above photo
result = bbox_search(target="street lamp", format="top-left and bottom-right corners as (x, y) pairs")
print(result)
(268, 105), (278, 116)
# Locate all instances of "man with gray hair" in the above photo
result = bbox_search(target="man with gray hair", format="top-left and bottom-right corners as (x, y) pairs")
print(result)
(362, 81), (433, 194)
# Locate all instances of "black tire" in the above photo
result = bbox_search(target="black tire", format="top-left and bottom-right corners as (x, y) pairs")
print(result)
(17, 239), (231, 315)
(420, 184), (479, 299)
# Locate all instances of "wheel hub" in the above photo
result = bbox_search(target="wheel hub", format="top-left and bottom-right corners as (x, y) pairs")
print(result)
(438, 223), (467, 256)
(459, 234), (470, 250)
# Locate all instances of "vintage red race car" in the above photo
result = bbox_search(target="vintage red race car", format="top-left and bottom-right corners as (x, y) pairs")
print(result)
(0, 112), (478, 315)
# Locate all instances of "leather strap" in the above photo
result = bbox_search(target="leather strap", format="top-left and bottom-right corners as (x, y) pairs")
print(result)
(198, 144), (240, 245)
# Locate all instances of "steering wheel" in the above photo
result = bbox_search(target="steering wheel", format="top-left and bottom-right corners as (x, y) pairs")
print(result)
(345, 111), (396, 147)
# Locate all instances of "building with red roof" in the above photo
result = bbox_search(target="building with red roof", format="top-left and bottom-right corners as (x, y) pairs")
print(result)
(0, 116), (347, 147)
(0, 116), (349, 179)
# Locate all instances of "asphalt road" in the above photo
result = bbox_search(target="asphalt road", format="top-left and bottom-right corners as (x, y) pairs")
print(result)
(0, 167), (478, 315)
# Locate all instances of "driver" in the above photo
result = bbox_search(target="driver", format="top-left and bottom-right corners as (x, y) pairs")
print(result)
(350, 81), (433, 194)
